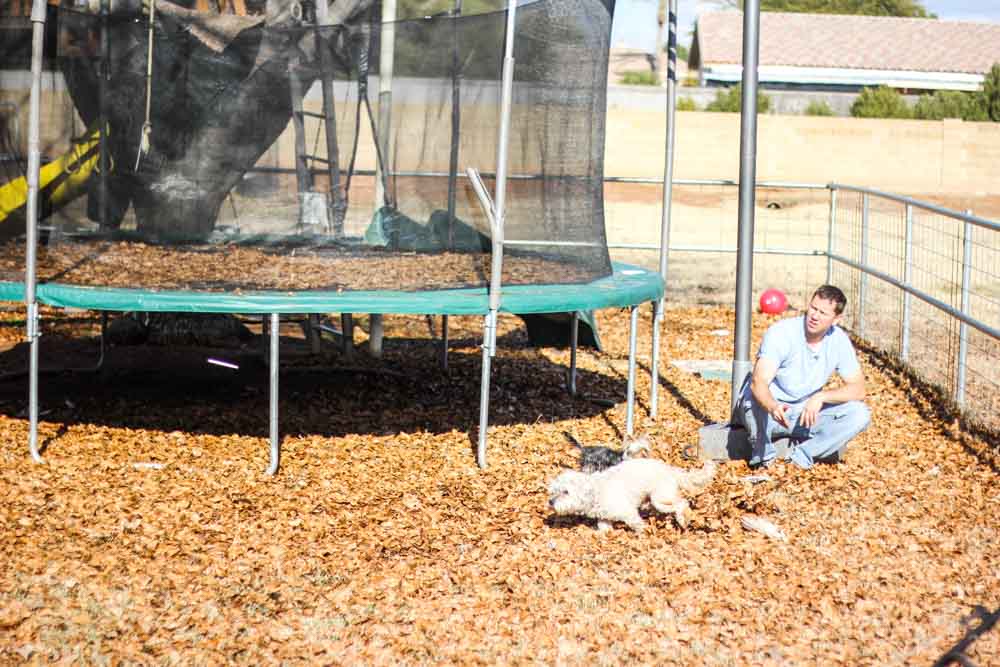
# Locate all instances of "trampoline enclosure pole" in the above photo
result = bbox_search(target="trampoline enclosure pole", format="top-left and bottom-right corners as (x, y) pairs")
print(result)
(626, 306), (639, 437)
(446, 0), (462, 249)
(367, 0), (397, 358)
(651, 0), (678, 416)
(477, 0), (517, 467)
(26, 0), (47, 464)
(267, 313), (280, 475)
(568, 311), (578, 395)
(731, 0), (760, 410)
(374, 0), (395, 210)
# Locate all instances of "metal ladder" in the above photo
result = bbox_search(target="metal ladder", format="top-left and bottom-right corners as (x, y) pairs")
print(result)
(287, 1), (347, 237)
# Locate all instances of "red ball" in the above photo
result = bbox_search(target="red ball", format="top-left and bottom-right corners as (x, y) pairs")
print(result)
(759, 288), (788, 314)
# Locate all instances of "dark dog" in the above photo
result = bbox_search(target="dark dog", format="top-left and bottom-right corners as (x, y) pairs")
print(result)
(563, 431), (652, 473)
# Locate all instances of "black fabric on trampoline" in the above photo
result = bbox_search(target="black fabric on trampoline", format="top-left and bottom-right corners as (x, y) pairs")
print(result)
(0, 0), (615, 294)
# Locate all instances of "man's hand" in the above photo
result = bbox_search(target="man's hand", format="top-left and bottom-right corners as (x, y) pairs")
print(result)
(750, 357), (789, 428)
(769, 402), (790, 429)
(799, 393), (824, 428)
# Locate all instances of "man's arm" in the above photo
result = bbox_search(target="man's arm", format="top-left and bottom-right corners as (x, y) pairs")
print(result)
(799, 371), (865, 428)
(749, 356), (790, 428)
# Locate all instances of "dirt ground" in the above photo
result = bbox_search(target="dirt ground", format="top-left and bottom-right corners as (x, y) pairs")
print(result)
(0, 304), (997, 665)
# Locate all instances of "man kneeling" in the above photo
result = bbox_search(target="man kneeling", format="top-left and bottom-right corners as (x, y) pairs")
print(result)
(733, 285), (871, 469)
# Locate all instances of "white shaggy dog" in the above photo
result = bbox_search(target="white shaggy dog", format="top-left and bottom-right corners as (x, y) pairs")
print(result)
(548, 458), (717, 532)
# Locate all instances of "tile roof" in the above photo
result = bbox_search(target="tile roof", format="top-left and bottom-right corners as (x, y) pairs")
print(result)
(694, 11), (1000, 75)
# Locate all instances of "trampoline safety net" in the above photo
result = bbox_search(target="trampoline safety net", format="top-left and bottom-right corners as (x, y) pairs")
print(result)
(0, 0), (615, 296)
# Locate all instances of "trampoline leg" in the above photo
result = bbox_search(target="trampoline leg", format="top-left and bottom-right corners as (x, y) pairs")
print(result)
(28, 303), (42, 464)
(341, 313), (354, 359)
(568, 311), (578, 396)
(369, 313), (383, 358)
(95, 311), (108, 370)
(626, 305), (639, 437)
(441, 315), (449, 372)
(307, 314), (321, 355)
(650, 299), (663, 416)
(476, 311), (496, 468)
(266, 312), (280, 476)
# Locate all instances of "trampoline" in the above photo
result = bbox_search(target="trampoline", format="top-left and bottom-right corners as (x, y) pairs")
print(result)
(3, 0), (675, 472)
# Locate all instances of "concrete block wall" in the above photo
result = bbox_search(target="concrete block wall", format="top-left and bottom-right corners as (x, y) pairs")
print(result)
(604, 107), (1000, 195)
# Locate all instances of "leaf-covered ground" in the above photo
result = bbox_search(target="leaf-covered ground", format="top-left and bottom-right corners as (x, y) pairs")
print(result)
(0, 305), (997, 665)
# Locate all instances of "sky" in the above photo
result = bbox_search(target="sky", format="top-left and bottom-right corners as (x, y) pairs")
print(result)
(610, 0), (1000, 52)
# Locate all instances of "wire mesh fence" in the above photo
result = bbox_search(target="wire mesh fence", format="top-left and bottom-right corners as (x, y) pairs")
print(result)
(606, 179), (831, 308)
(830, 185), (1000, 433)
(603, 178), (999, 434)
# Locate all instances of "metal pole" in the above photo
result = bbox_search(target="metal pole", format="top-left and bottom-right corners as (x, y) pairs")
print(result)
(446, 0), (463, 249)
(26, 0), (47, 464)
(901, 203), (913, 361)
(826, 187), (837, 285)
(568, 311), (578, 396)
(341, 312), (354, 358)
(99, 0), (110, 229)
(369, 0), (397, 359)
(441, 314), (449, 371)
(477, 0), (517, 467)
(266, 313), (280, 475)
(956, 216), (972, 406)
(730, 0), (761, 411)
(307, 313), (321, 354)
(859, 192), (869, 339)
(626, 305), (639, 437)
(650, 299), (662, 413)
(651, 0), (678, 417)
(658, 0), (678, 286)
(368, 313), (383, 358)
(374, 0), (396, 210)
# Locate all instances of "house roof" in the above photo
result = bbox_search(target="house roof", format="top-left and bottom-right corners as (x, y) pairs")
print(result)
(691, 11), (1000, 76)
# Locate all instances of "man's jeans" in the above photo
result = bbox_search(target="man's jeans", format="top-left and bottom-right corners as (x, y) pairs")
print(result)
(733, 394), (871, 469)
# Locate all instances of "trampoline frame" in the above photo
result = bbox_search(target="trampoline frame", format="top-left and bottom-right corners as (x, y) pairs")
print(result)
(16, 0), (682, 473)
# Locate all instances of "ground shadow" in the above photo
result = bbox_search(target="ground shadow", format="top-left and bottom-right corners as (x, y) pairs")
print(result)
(0, 328), (631, 449)
(858, 339), (999, 474)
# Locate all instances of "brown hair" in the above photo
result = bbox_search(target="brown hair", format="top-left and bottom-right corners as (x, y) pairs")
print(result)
(812, 285), (847, 315)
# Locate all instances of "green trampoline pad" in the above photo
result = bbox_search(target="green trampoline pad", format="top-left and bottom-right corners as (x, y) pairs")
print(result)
(0, 263), (663, 315)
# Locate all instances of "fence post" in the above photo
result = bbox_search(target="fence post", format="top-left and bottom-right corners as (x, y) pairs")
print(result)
(956, 215), (972, 407)
(826, 187), (836, 285)
(859, 193), (869, 339)
(901, 203), (913, 362)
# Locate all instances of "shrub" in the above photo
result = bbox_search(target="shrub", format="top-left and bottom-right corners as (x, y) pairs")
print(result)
(982, 63), (1000, 121)
(620, 70), (659, 86)
(704, 85), (772, 113)
(677, 97), (697, 111)
(804, 100), (834, 116)
(850, 86), (911, 118)
(913, 90), (987, 121)
(681, 75), (700, 87)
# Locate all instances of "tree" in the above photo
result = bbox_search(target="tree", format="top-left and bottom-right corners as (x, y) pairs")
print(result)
(804, 100), (833, 116)
(677, 97), (698, 111)
(982, 63), (1000, 122)
(850, 86), (911, 118)
(912, 90), (987, 122)
(712, 0), (933, 17)
(705, 84), (772, 113)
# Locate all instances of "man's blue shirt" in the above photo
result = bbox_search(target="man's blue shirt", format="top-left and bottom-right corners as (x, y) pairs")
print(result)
(748, 315), (861, 405)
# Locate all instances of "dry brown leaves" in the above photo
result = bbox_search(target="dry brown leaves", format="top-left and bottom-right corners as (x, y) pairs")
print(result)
(0, 241), (595, 292)
(0, 305), (997, 665)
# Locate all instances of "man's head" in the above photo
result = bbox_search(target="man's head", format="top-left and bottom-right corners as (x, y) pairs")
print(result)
(804, 285), (846, 339)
